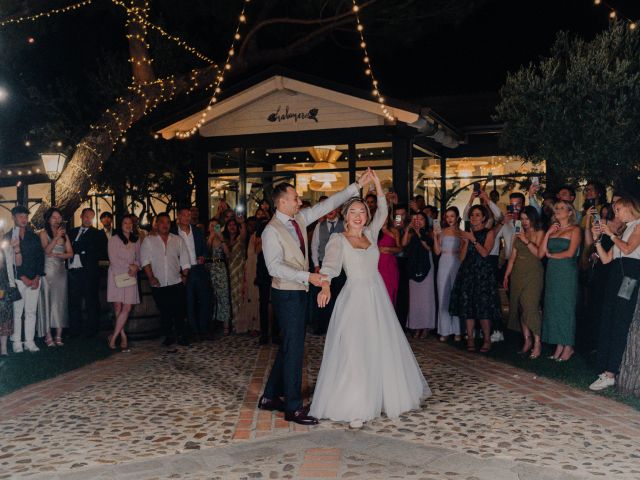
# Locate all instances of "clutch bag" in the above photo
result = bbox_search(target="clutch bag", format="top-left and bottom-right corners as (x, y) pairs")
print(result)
(115, 272), (137, 288)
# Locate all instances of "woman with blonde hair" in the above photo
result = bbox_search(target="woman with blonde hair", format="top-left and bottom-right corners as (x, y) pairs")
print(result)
(540, 200), (581, 362)
(589, 197), (640, 391)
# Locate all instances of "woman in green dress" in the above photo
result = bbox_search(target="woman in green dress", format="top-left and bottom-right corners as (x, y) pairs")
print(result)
(540, 200), (582, 362)
(503, 206), (545, 359)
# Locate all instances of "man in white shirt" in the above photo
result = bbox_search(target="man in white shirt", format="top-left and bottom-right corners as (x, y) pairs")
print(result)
(258, 172), (371, 425)
(310, 207), (344, 334)
(100, 212), (113, 240)
(174, 206), (211, 341)
(141, 212), (191, 349)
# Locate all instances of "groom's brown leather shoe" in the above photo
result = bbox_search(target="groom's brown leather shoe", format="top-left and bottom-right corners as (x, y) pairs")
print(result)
(258, 395), (285, 412)
(285, 409), (319, 425)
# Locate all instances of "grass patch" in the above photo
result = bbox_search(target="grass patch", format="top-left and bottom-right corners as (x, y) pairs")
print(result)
(449, 331), (640, 411)
(0, 336), (113, 397)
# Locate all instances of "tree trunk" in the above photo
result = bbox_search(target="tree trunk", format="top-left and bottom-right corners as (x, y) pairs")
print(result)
(31, 65), (217, 226)
(618, 295), (640, 397)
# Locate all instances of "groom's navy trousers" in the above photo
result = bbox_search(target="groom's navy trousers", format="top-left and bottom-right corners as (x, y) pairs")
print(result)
(264, 288), (308, 412)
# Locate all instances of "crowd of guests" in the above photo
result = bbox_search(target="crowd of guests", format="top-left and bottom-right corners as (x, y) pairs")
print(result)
(1, 180), (638, 394)
(0, 201), (281, 357)
(371, 182), (639, 393)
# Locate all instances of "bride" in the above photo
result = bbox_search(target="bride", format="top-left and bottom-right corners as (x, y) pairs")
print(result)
(309, 168), (431, 428)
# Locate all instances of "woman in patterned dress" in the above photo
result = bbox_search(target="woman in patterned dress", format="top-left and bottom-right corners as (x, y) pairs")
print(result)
(206, 218), (231, 332)
(450, 205), (501, 353)
(223, 216), (247, 335)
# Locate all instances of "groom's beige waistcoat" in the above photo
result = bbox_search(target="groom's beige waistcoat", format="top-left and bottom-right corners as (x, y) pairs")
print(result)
(267, 213), (310, 292)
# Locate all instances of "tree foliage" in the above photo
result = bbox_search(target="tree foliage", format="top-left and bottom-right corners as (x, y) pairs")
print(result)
(495, 22), (640, 194)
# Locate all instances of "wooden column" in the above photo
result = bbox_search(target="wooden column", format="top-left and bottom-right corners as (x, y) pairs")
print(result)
(238, 148), (247, 214)
(392, 136), (412, 205)
(348, 143), (357, 184)
(440, 155), (447, 212)
(195, 152), (209, 224)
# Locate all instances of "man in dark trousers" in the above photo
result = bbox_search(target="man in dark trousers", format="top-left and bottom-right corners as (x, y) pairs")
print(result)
(258, 172), (369, 425)
(173, 206), (212, 341)
(68, 207), (107, 338)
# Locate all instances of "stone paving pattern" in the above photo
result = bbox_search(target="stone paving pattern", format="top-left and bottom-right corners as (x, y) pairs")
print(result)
(1, 335), (640, 479)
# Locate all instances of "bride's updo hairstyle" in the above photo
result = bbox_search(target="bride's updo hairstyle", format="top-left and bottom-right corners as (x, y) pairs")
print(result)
(341, 197), (372, 230)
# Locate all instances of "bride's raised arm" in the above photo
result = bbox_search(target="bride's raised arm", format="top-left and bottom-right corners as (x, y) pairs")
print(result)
(368, 169), (388, 237)
(318, 233), (344, 284)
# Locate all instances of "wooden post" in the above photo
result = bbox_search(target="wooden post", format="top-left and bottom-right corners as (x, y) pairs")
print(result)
(392, 136), (412, 205)
(348, 143), (357, 184)
(239, 147), (247, 214)
(440, 155), (447, 211)
(195, 152), (209, 224)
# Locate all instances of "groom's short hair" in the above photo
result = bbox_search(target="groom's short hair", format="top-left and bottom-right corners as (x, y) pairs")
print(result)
(273, 182), (294, 204)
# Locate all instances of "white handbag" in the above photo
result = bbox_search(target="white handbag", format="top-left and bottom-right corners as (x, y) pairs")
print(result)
(115, 272), (137, 288)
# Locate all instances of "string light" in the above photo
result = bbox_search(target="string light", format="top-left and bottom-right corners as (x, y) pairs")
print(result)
(0, 0), (93, 27)
(111, 0), (216, 66)
(593, 0), (639, 30)
(174, 0), (252, 139)
(351, 1), (395, 121)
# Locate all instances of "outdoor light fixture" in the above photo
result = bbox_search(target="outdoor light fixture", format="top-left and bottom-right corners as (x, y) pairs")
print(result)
(0, 87), (8, 102)
(40, 152), (67, 205)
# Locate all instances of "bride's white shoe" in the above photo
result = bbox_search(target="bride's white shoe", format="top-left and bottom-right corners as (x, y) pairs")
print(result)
(349, 419), (364, 429)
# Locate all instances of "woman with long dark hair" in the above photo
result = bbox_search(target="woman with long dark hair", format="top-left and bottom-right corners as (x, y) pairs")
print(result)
(449, 205), (501, 353)
(38, 208), (73, 346)
(378, 208), (402, 305)
(107, 214), (141, 352)
(402, 211), (436, 338)
(434, 206), (465, 341)
(503, 206), (545, 359)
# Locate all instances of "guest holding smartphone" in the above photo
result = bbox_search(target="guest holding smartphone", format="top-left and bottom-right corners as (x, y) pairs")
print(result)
(402, 212), (436, 338)
(503, 206), (545, 359)
(589, 197), (640, 390)
(38, 208), (73, 347)
(450, 205), (501, 353)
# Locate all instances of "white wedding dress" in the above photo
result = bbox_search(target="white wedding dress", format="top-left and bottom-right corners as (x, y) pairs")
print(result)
(309, 196), (431, 423)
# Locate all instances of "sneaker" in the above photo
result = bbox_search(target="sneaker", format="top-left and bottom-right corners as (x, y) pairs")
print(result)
(349, 419), (364, 429)
(12, 342), (23, 353)
(589, 373), (615, 391)
(490, 331), (504, 343)
(24, 342), (40, 353)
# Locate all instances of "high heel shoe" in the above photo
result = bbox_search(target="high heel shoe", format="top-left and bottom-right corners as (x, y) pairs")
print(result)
(55, 336), (64, 346)
(107, 335), (117, 351)
(45, 336), (55, 348)
(120, 335), (131, 353)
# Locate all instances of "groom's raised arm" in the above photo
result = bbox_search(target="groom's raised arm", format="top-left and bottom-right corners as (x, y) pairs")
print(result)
(301, 183), (360, 226)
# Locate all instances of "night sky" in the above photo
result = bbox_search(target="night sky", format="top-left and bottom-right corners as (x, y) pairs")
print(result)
(1, 0), (639, 165)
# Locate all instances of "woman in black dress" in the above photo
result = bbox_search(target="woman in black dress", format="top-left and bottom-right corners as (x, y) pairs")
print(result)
(450, 205), (502, 353)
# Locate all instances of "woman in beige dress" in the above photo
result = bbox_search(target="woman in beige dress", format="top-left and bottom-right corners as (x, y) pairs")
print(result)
(38, 208), (73, 347)
(239, 231), (261, 334)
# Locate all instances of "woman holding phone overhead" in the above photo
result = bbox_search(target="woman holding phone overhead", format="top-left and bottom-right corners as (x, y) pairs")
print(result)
(449, 205), (501, 353)
(38, 208), (73, 347)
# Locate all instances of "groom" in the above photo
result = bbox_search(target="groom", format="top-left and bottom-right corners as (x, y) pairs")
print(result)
(259, 173), (370, 425)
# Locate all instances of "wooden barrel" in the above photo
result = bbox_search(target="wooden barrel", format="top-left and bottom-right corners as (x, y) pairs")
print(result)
(125, 275), (163, 339)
